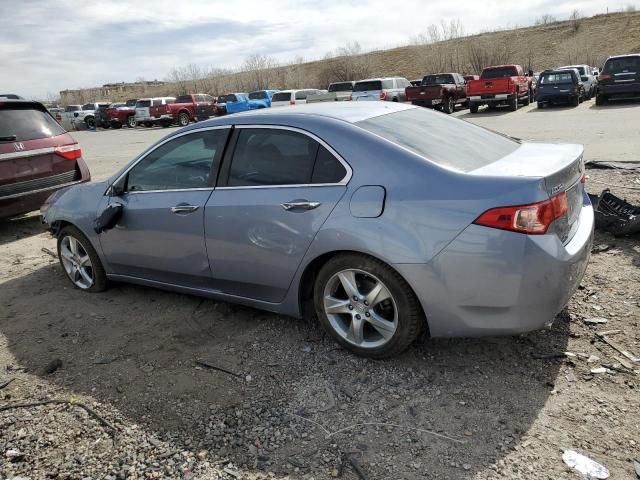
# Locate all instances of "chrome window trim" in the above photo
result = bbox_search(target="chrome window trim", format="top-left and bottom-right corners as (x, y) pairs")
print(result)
(109, 125), (231, 194)
(0, 146), (55, 162)
(222, 124), (352, 190)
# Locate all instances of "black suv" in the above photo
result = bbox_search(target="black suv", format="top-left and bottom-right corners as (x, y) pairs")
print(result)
(596, 54), (640, 105)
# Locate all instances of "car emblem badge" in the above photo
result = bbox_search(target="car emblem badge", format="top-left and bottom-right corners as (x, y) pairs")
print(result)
(551, 183), (565, 195)
(14, 142), (25, 152)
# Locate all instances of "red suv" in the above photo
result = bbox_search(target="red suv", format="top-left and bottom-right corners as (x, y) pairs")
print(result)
(0, 100), (90, 219)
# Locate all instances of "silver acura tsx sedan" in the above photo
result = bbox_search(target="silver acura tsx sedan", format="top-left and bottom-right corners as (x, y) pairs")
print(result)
(41, 102), (593, 358)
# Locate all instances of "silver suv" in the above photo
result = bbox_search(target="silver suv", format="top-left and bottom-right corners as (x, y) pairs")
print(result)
(351, 77), (411, 102)
(557, 64), (597, 99)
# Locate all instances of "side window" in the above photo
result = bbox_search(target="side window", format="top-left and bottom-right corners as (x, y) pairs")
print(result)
(295, 91), (308, 100)
(228, 129), (319, 186)
(382, 79), (394, 89)
(312, 145), (347, 184)
(127, 130), (227, 192)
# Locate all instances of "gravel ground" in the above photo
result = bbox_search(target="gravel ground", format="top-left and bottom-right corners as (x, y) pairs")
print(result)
(1, 108), (640, 479)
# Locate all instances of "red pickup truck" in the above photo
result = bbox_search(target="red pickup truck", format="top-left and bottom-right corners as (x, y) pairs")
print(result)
(105, 99), (137, 129)
(149, 93), (216, 127)
(405, 73), (468, 114)
(466, 65), (534, 113)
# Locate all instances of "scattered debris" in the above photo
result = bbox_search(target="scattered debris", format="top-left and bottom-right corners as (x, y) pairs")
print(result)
(591, 244), (611, 254)
(613, 356), (636, 372)
(583, 317), (608, 325)
(562, 449), (609, 479)
(634, 459), (640, 478)
(41, 247), (57, 258)
(43, 358), (62, 375)
(5, 447), (25, 462)
(588, 189), (640, 236)
(587, 355), (601, 364)
(223, 467), (241, 478)
(590, 367), (610, 374)
(0, 377), (15, 390)
(586, 160), (640, 170)
(347, 455), (369, 480)
(0, 399), (118, 435)
(532, 352), (567, 360)
(195, 359), (241, 378)
(596, 332), (640, 364)
(565, 372), (578, 382)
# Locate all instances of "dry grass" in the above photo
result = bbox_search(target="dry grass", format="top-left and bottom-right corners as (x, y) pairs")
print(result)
(61, 11), (640, 104)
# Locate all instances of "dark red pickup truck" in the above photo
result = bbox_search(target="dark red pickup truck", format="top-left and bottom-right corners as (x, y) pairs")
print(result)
(105, 99), (137, 129)
(405, 73), (468, 113)
(149, 94), (216, 127)
(466, 65), (534, 113)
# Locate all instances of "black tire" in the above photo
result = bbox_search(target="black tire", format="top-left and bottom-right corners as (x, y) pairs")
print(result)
(523, 92), (530, 106)
(469, 102), (479, 113)
(160, 120), (172, 128)
(144, 121), (153, 128)
(529, 88), (534, 103)
(127, 115), (137, 128)
(571, 95), (579, 107)
(313, 253), (423, 359)
(111, 121), (122, 129)
(537, 101), (544, 109)
(102, 122), (110, 129)
(57, 225), (108, 293)
(85, 116), (96, 129)
(178, 112), (190, 127)
(442, 96), (454, 114)
(596, 94), (607, 106)
(487, 104), (498, 111)
(509, 96), (518, 112)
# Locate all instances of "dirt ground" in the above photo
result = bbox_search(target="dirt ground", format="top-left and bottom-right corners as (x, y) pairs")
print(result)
(1, 104), (640, 479)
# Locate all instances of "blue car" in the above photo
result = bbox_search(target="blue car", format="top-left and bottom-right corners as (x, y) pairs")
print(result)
(226, 90), (279, 114)
(537, 69), (584, 108)
(41, 103), (593, 358)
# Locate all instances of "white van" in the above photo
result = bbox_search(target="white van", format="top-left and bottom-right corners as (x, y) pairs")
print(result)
(270, 89), (324, 107)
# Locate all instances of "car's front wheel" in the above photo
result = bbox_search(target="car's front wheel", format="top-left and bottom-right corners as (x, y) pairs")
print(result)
(442, 96), (454, 114)
(314, 254), (423, 359)
(85, 116), (96, 129)
(57, 226), (108, 292)
(178, 112), (190, 127)
(127, 115), (137, 128)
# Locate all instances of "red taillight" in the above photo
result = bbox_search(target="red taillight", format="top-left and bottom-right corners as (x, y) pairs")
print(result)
(290, 99), (296, 105)
(54, 144), (81, 161)
(597, 74), (611, 82)
(380, 91), (387, 100)
(473, 192), (568, 235)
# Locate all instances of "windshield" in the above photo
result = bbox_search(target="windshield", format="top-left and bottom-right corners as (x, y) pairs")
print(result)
(0, 106), (66, 142)
(136, 100), (151, 108)
(271, 92), (291, 102)
(540, 72), (575, 84)
(328, 82), (353, 92)
(353, 80), (382, 92)
(176, 95), (193, 103)
(249, 91), (268, 100)
(422, 75), (454, 85)
(481, 67), (518, 79)
(356, 108), (519, 172)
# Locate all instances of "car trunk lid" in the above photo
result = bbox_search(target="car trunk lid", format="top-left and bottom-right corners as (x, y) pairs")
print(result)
(470, 142), (585, 243)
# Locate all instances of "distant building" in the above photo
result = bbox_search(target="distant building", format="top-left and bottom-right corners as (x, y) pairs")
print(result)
(60, 79), (168, 105)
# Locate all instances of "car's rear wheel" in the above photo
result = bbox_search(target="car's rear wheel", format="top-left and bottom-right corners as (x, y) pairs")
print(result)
(469, 102), (479, 113)
(111, 121), (122, 129)
(523, 92), (530, 106)
(314, 254), (423, 359)
(572, 95), (580, 107)
(85, 116), (96, 129)
(57, 226), (107, 292)
(596, 94), (607, 106)
(537, 101), (544, 109)
(127, 115), (137, 128)
(442, 96), (454, 114)
(509, 96), (518, 111)
(178, 112), (190, 127)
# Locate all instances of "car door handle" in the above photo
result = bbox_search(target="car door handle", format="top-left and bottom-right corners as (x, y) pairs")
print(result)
(281, 201), (321, 211)
(170, 204), (199, 214)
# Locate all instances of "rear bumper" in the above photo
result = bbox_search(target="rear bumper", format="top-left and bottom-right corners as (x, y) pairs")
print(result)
(599, 83), (640, 97)
(538, 93), (577, 103)
(411, 98), (442, 107)
(396, 194), (594, 337)
(153, 114), (174, 121)
(468, 93), (514, 103)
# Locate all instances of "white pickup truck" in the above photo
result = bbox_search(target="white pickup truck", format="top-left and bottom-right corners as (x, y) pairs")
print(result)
(306, 81), (355, 103)
(62, 102), (110, 130)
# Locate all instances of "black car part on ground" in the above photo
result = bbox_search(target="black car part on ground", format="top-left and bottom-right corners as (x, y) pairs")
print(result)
(588, 189), (640, 236)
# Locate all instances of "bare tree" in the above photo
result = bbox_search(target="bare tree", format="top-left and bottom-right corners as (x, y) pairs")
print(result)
(411, 20), (464, 45)
(466, 39), (513, 74)
(318, 41), (372, 85)
(569, 9), (582, 31)
(242, 54), (278, 91)
(535, 14), (557, 25)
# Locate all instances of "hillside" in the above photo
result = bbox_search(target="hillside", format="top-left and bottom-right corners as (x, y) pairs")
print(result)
(60, 11), (640, 104)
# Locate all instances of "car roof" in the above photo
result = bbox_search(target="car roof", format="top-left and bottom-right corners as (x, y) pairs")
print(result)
(196, 101), (416, 125)
(607, 53), (640, 59)
(0, 99), (48, 111)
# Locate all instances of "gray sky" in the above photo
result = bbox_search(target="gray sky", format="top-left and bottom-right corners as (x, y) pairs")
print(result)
(0, 0), (633, 99)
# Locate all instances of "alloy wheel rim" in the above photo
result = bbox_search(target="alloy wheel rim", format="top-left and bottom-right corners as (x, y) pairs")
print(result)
(323, 268), (398, 349)
(128, 116), (136, 127)
(59, 235), (94, 289)
(180, 113), (189, 126)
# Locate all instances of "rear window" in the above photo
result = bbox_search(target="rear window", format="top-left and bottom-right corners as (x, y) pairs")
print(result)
(354, 81), (382, 92)
(249, 91), (268, 100)
(272, 92), (292, 102)
(0, 106), (66, 142)
(328, 82), (353, 92)
(422, 75), (454, 85)
(136, 100), (151, 108)
(176, 95), (193, 103)
(603, 56), (640, 74)
(126, 99), (137, 107)
(356, 108), (519, 172)
(218, 94), (237, 103)
(65, 105), (80, 112)
(481, 67), (518, 79)
(540, 72), (575, 84)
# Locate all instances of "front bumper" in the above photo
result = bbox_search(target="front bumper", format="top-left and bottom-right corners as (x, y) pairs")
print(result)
(395, 194), (594, 337)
